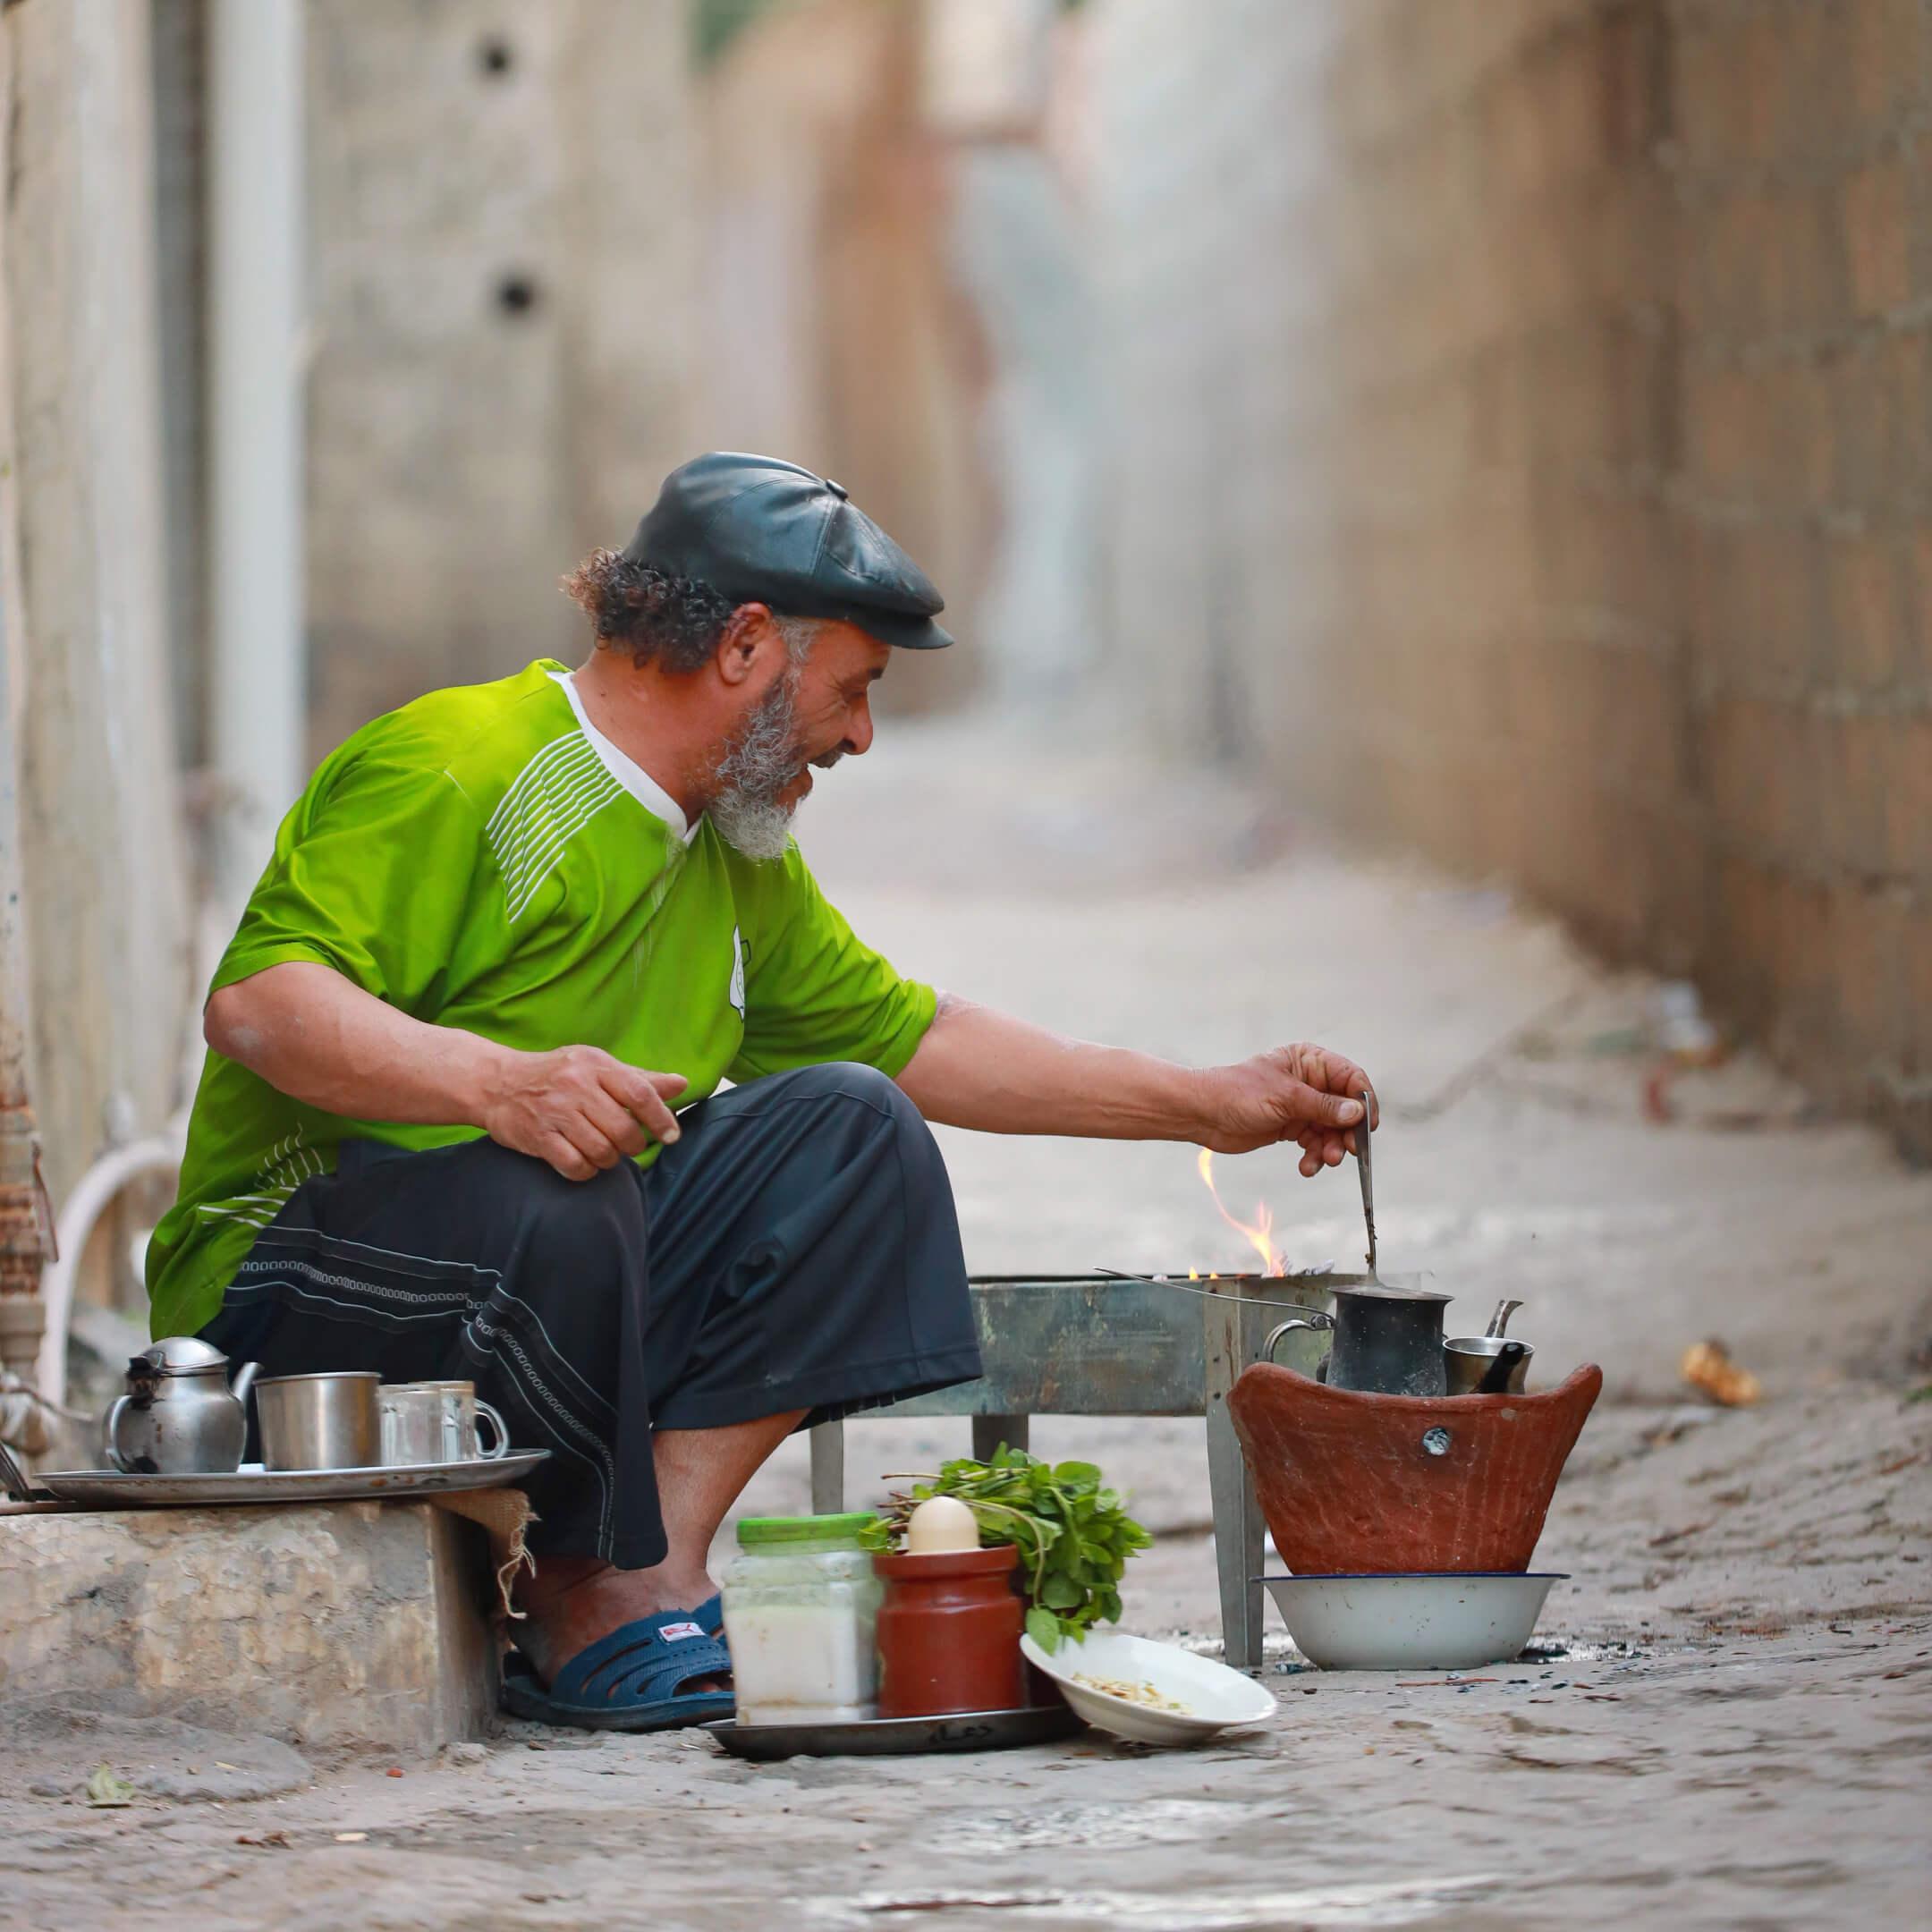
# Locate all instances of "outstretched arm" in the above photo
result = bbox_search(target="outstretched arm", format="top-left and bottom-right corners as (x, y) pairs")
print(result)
(894, 993), (1377, 1176)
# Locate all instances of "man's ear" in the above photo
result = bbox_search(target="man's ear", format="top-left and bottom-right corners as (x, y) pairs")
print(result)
(716, 603), (784, 688)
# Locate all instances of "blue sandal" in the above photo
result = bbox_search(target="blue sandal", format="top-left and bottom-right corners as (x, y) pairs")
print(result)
(501, 1609), (734, 1732)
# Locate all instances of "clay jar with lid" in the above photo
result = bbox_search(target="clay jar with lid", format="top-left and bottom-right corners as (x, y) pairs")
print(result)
(873, 1544), (1027, 1717)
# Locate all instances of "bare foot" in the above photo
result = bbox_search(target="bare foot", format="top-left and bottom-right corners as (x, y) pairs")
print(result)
(514, 1556), (726, 1691)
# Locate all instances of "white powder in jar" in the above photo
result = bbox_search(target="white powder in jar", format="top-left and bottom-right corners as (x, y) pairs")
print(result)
(723, 1596), (877, 1725)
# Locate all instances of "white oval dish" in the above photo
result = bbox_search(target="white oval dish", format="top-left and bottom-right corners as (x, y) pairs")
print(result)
(1020, 1630), (1277, 1746)
(1260, 1572), (1565, 1672)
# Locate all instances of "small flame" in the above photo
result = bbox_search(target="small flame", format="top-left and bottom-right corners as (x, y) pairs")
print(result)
(1197, 1148), (1288, 1276)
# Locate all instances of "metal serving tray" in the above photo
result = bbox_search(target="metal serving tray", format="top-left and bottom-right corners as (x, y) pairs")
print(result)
(706, 1703), (1082, 1760)
(25, 1448), (549, 1509)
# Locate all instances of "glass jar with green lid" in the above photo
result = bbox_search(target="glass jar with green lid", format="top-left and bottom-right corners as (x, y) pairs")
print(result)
(720, 1513), (884, 1725)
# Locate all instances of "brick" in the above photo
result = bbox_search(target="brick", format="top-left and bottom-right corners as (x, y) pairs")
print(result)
(1682, 519), (1741, 662)
(1809, 336), (1927, 511)
(1783, 358), (1842, 510)
(1846, 0), (1929, 135)
(1753, 0), (1856, 161)
(1910, 131), (1932, 302)
(1867, 894), (1915, 1071)
(1672, 11), (1754, 170)
(1830, 714), (1891, 875)
(1881, 717), (1932, 882)
(1822, 879), (1897, 1062)
(1826, 533), (1904, 690)
(1679, 191), (1773, 336)
(1703, 853), (1769, 1029)
(1843, 154), (1913, 318)
(1750, 524), (1829, 683)
(1776, 869), (1840, 1040)
(1704, 693), (1791, 855)
(1905, 907), (1932, 1071)
(1592, 0), (1669, 164)
(1903, 525), (1932, 683)
(1682, 362), (1775, 493)
(1771, 179), (1852, 339)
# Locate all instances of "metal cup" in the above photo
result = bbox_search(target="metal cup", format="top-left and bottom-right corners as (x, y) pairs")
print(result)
(1444, 1335), (1535, 1395)
(254, 1371), (382, 1470)
(377, 1379), (509, 1467)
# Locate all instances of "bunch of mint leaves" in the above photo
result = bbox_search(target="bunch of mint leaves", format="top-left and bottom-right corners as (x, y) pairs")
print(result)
(860, 1444), (1153, 1652)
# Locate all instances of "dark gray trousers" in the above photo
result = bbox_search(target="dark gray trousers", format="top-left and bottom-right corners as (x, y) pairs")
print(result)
(199, 1062), (979, 1566)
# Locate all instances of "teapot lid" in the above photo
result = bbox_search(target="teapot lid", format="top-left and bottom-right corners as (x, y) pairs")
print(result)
(132, 1335), (230, 1376)
(1327, 1279), (1451, 1305)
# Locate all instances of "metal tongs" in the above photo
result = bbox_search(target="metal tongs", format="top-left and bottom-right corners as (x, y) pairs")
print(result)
(1355, 1087), (1377, 1279)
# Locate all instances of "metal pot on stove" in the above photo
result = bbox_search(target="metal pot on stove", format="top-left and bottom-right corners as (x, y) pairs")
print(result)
(1263, 1280), (1452, 1398)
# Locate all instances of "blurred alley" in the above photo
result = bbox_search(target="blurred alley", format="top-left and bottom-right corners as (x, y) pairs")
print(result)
(0, 3), (1927, 1927)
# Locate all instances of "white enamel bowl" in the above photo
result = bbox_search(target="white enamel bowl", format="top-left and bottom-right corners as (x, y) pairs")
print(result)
(1021, 1630), (1277, 1747)
(1260, 1572), (1564, 1672)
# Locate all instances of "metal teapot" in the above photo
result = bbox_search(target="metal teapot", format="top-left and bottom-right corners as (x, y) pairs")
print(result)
(1263, 1279), (1452, 1398)
(104, 1337), (258, 1475)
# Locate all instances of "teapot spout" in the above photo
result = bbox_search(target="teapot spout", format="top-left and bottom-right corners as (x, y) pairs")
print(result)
(230, 1360), (260, 1408)
(1485, 1299), (1525, 1339)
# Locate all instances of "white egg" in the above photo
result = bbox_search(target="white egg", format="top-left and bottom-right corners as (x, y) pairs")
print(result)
(905, 1494), (979, 1554)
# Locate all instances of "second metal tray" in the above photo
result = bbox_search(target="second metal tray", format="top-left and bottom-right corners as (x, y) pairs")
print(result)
(706, 1703), (1082, 1760)
(30, 1448), (549, 1509)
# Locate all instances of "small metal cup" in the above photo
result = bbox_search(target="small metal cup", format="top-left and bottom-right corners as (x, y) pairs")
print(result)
(1444, 1335), (1534, 1396)
(378, 1380), (509, 1467)
(254, 1371), (382, 1470)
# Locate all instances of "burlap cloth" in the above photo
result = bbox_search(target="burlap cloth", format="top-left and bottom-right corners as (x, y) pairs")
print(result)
(429, 1487), (537, 1626)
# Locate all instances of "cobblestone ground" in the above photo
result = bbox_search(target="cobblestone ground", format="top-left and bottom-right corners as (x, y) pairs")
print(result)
(4, 719), (1928, 1929)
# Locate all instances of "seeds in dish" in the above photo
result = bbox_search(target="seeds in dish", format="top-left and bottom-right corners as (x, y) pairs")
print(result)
(1071, 1673), (1191, 1714)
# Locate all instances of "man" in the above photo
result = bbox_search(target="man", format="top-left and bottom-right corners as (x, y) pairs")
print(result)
(148, 453), (1376, 1730)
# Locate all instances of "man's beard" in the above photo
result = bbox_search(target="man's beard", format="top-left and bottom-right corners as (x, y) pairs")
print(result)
(709, 670), (821, 861)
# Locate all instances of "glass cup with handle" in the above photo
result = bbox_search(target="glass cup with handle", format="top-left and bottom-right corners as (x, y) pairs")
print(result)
(377, 1379), (509, 1467)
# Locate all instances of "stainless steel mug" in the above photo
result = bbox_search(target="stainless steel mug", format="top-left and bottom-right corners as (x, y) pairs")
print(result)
(377, 1379), (509, 1467)
(1445, 1335), (1535, 1395)
(254, 1371), (382, 1470)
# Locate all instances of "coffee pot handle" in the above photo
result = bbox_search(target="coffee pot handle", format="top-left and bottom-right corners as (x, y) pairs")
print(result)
(1261, 1313), (1335, 1365)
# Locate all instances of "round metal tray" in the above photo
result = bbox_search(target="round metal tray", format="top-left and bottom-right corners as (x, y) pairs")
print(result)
(32, 1448), (549, 1509)
(706, 1703), (1081, 1760)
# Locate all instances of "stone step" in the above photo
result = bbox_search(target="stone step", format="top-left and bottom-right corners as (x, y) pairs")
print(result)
(0, 1498), (498, 1751)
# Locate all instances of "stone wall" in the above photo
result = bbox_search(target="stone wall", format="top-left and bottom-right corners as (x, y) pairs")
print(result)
(0, 1500), (497, 1751)
(0, 0), (195, 1208)
(1093, 0), (1931, 1156)
(696, 0), (994, 715)
(303, 0), (701, 758)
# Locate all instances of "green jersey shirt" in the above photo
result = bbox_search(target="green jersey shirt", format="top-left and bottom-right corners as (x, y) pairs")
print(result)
(147, 659), (936, 1341)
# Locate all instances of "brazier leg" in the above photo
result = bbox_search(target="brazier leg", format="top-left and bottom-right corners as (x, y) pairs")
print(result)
(1203, 1292), (1267, 1670)
(972, 1413), (1030, 1461)
(809, 1419), (846, 1513)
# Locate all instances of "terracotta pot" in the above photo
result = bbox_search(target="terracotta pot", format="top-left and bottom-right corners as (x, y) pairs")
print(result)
(874, 1545), (1026, 1717)
(1227, 1360), (1602, 1574)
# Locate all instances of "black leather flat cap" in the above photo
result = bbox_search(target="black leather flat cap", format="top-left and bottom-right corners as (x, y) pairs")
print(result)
(621, 452), (953, 650)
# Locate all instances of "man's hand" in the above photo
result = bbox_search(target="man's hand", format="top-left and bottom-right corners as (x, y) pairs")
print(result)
(476, 1044), (688, 1182)
(1196, 1044), (1378, 1174)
